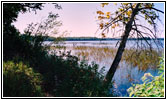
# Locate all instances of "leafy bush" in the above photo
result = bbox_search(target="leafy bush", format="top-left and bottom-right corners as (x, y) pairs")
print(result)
(127, 57), (164, 97)
(51, 54), (112, 97)
(5, 50), (112, 97)
(31, 50), (112, 97)
(3, 61), (43, 97)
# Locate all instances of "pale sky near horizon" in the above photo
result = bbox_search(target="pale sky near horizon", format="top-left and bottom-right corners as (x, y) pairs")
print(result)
(13, 3), (164, 38)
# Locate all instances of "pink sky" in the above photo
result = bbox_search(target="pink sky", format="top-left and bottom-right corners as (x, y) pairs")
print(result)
(13, 3), (164, 38)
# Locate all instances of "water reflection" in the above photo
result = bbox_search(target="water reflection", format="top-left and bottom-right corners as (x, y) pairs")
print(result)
(112, 61), (159, 96)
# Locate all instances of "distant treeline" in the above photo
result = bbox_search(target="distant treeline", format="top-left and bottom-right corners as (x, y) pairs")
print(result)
(45, 36), (164, 41)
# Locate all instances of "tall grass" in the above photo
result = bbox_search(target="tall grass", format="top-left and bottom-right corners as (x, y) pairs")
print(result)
(50, 46), (162, 71)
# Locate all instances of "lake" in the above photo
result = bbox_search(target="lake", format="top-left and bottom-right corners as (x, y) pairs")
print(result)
(44, 40), (164, 96)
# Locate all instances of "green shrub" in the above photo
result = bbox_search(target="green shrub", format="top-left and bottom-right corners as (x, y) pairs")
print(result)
(127, 57), (164, 97)
(33, 51), (112, 97)
(52, 56), (112, 97)
(3, 61), (43, 97)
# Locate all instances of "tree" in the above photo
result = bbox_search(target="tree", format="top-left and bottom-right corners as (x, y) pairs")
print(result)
(3, 3), (61, 60)
(96, 3), (164, 87)
(3, 3), (61, 26)
(3, 3), (44, 60)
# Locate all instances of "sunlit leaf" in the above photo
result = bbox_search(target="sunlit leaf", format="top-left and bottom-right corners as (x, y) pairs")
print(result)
(122, 3), (129, 6)
(106, 12), (110, 16)
(101, 33), (106, 38)
(106, 22), (109, 25)
(101, 3), (109, 7)
(106, 15), (110, 19)
(100, 23), (103, 29)
(132, 3), (137, 8)
(96, 11), (104, 15)
(113, 3), (117, 5)
(98, 16), (105, 20)
(127, 10), (132, 17)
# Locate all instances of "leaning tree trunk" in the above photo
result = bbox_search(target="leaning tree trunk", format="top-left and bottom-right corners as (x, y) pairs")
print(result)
(103, 3), (141, 87)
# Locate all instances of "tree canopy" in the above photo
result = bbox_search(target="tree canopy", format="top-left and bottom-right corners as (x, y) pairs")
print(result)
(97, 3), (164, 44)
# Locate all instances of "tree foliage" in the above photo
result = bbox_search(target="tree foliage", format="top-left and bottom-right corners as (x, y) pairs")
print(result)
(3, 3), (45, 28)
(3, 3), (61, 60)
(97, 3), (163, 40)
(3, 3), (43, 60)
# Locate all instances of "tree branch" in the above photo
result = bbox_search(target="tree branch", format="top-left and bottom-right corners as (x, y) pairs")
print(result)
(139, 7), (164, 14)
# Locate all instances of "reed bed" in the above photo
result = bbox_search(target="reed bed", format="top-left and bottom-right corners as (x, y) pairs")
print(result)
(49, 45), (163, 71)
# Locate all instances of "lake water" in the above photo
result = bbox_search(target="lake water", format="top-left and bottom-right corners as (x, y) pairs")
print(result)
(45, 39), (164, 50)
(44, 40), (164, 96)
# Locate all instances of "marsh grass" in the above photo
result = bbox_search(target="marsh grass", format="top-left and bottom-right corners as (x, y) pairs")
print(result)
(49, 46), (162, 71)
(123, 49), (162, 71)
